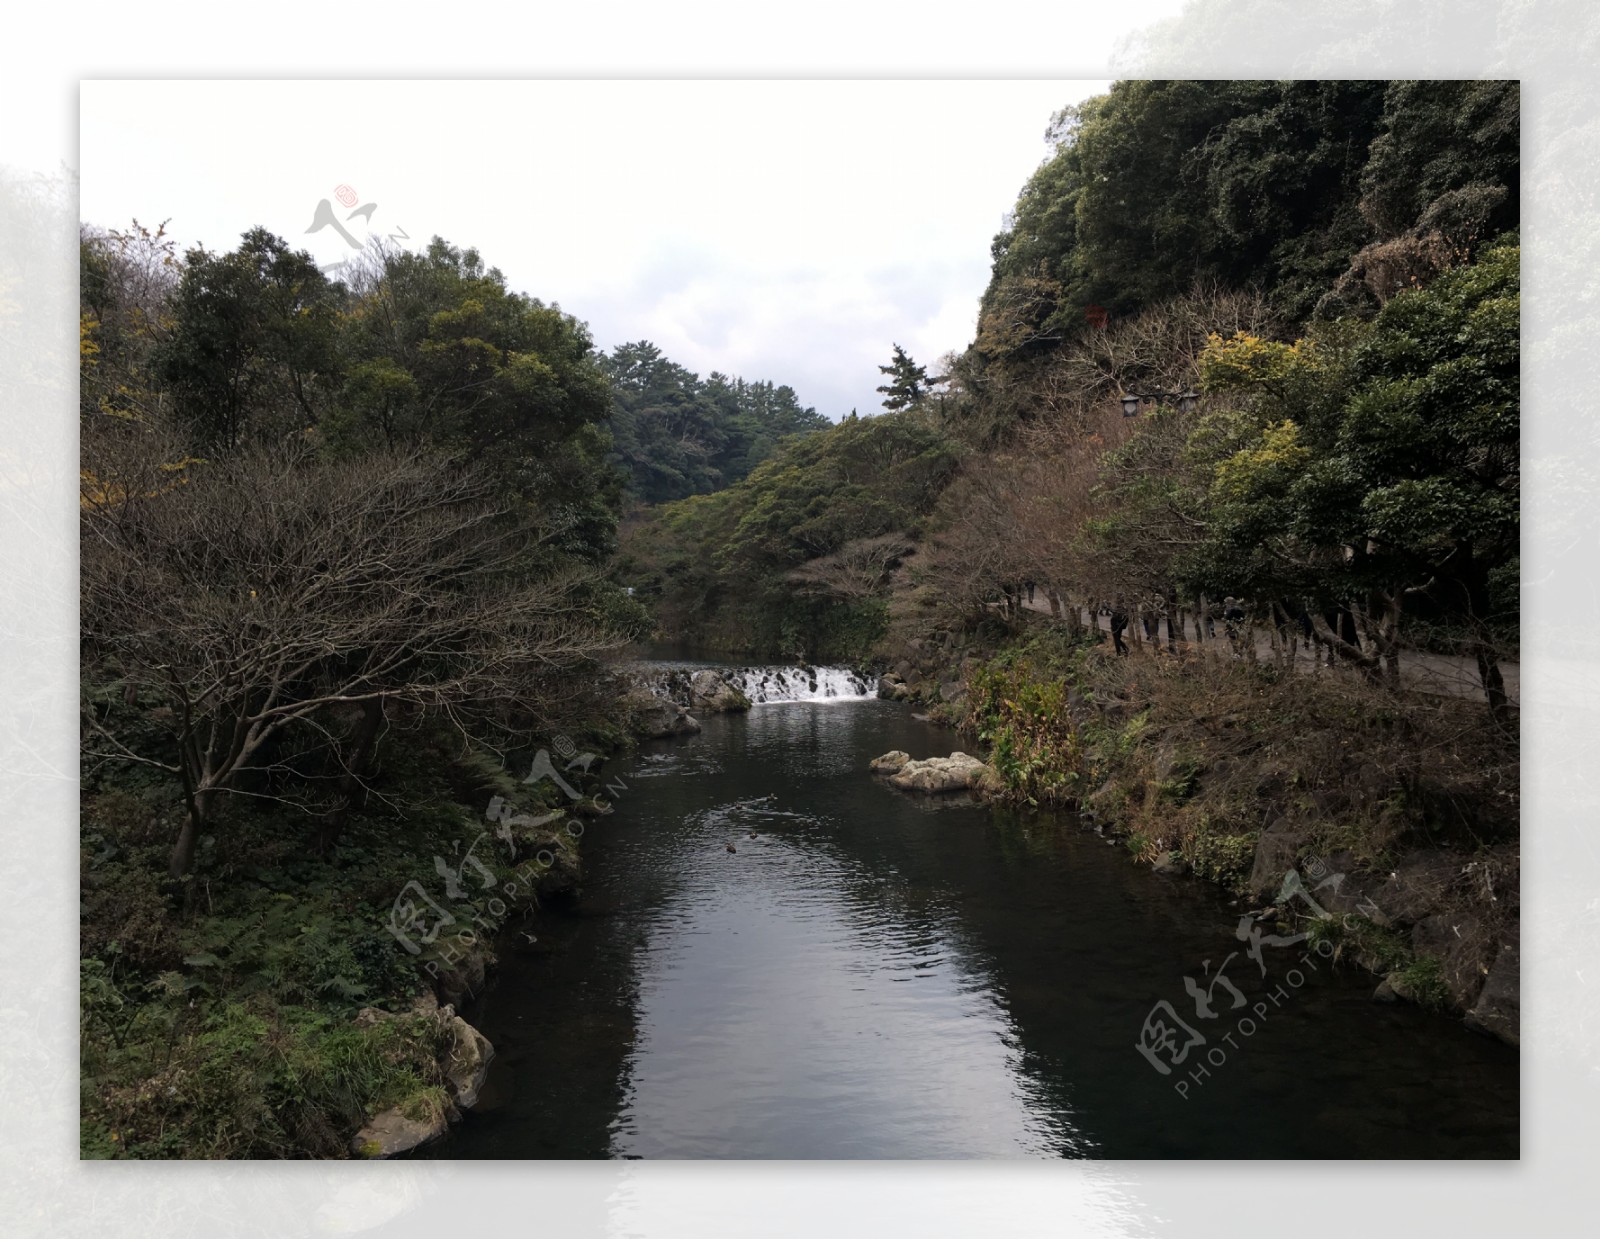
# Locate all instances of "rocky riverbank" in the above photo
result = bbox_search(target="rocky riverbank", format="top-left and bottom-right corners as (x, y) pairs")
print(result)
(871, 624), (1520, 1046)
(617, 667), (752, 739)
(348, 993), (496, 1157)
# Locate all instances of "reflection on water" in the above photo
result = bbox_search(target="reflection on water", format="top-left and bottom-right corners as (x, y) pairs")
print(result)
(433, 698), (1518, 1160)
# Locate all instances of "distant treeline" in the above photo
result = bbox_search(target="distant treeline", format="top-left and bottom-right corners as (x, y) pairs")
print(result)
(601, 340), (832, 505)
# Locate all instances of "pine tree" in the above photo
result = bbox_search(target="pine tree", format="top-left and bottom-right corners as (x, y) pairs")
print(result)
(875, 344), (940, 412)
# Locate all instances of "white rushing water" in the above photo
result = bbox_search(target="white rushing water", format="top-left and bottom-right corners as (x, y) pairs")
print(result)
(626, 662), (875, 706)
(723, 665), (874, 705)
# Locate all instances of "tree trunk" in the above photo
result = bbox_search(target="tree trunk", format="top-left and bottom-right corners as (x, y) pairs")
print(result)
(169, 786), (213, 879)
(1459, 559), (1513, 729)
(1310, 606), (1381, 679)
(319, 696), (387, 853)
(1268, 602), (1289, 669)
(1361, 589), (1402, 685)
(1477, 648), (1511, 728)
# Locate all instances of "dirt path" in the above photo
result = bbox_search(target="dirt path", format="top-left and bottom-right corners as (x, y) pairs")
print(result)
(1012, 594), (1519, 707)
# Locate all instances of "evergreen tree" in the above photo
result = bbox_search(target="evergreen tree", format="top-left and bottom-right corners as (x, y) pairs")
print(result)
(875, 344), (940, 412)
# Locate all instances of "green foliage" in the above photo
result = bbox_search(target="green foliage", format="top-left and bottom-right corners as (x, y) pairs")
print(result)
(79, 712), (604, 1159)
(622, 406), (959, 659)
(1395, 955), (1453, 1010)
(1077, 709), (1150, 787)
(154, 227), (343, 447)
(875, 343), (941, 413)
(81, 996), (450, 1159)
(1306, 914), (1447, 1006)
(1190, 242), (1519, 640)
(1185, 830), (1259, 886)
(326, 237), (622, 563)
(982, 81), (1386, 349)
(967, 661), (1084, 805)
(601, 340), (830, 504)
(1358, 81), (1519, 241)
(978, 79), (1518, 365)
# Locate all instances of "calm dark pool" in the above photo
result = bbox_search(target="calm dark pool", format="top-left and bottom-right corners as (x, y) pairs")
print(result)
(430, 691), (1517, 1159)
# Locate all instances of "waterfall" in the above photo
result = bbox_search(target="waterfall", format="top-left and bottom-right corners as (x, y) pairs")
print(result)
(723, 665), (873, 705)
(623, 661), (874, 706)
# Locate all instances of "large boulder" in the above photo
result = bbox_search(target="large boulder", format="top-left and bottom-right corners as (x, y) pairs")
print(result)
(621, 684), (702, 739)
(1247, 819), (1313, 900)
(443, 1008), (495, 1109)
(688, 669), (751, 714)
(349, 999), (495, 1158)
(886, 752), (995, 795)
(1464, 923), (1519, 1045)
(350, 1104), (450, 1159)
(1306, 858), (1391, 926)
(870, 750), (911, 774)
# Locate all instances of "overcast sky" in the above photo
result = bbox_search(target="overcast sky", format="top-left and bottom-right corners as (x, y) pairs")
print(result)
(80, 80), (1107, 419)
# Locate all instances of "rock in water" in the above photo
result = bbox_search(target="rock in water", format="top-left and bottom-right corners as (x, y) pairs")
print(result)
(444, 1010), (495, 1110)
(350, 1105), (450, 1159)
(1465, 931), (1519, 1046)
(884, 752), (996, 795)
(620, 683), (702, 739)
(688, 669), (752, 714)
(350, 1002), (495, 1157)
(870, 750), (911, 774)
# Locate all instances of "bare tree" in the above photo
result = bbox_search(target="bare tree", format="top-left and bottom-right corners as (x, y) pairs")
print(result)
(788, 533), (915, 601)
(81, 430), (628, 877)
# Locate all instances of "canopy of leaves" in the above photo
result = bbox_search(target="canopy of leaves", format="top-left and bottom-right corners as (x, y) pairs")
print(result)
(1185, 240), (1519, 624)
(622, 407), (960, 658)
(978, 79), (1518, 367)
(599, 340), (830, 505)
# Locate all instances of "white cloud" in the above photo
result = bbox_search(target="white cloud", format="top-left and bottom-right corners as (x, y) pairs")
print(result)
(80, 79), (1110, 418)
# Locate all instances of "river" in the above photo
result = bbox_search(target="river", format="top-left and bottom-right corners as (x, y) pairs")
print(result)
(430, 664), (1518, 1159)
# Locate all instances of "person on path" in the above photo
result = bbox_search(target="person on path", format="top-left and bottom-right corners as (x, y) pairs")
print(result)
(1025, 579), (1036, 605)
(1223, 596), (1246, 655)
(1110, 601), (1130, 656)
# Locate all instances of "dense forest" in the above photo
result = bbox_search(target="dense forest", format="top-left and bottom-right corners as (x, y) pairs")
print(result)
(79, 78), (1520, 1159)
(601, 340), (831, 504)
(625, 79), (1520, 714)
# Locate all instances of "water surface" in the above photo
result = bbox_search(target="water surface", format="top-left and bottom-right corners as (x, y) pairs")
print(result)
(435, 693), (1517, 1159)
